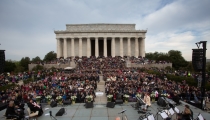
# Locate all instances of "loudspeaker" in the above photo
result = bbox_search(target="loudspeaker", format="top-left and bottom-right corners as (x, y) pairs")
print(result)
(192, 49), (203, 71)
(115, 99), (123, 104)
(63, 100), (71, 105)
(50, 101), (57, 107)
(157, 97), (167, 107)
(55, 108), (65, 116)
(106, 102), (115, 108)
(0, 50), (5, 74)
(85, 102), (93, 108)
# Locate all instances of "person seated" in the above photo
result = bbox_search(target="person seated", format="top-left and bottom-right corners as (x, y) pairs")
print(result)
(5, 101), (21, 120)
(173, 93), (180, 105)
(141, 93), (151, 111)
(27, 99), (43, 117)
(175, 113), (183, 120)
(182, 105), (191, 120)
(12, 95), (24, 110)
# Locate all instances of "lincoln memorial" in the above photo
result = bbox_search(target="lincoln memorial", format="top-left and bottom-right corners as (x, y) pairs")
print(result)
(54, 24), (147, 58)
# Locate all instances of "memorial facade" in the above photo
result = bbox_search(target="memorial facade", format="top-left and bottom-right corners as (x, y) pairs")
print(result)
(54, 24), (147, 58)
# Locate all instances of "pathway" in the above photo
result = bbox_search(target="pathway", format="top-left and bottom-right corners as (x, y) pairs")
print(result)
(94, 75), (107, 104)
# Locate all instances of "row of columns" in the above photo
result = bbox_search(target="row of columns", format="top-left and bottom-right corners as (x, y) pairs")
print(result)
(57, 37), (145, 58)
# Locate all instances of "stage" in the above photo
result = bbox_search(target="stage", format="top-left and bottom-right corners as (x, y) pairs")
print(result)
(0, 101), (209, 120)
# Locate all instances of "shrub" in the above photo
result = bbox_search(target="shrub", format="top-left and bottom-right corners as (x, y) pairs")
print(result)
(32, 65), (44, 71)
(145, 70), (197, 86)
(23, 78), (33, 84)
(0, 84), (17, 91)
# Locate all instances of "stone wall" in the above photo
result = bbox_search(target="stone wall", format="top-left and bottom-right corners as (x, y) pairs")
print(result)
(29, 61), (172, 71)
(28, 61), (76, 71)
(127, 63), (172, 69)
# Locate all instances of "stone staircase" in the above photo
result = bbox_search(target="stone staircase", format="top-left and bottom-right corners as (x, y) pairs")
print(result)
(94, 75), (107, 104)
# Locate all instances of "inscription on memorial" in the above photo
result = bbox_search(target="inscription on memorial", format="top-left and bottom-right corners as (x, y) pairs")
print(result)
(66, 24), (135, 31)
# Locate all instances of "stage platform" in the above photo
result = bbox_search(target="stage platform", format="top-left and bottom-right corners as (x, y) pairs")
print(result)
(0, 101), (209, 120)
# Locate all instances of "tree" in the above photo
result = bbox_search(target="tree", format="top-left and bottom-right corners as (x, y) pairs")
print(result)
(20, 57), (30, 71)
(184, 62), (194, 72)
(43, 51), (57, 62)
(31, 56), (42, 63)
(168, 50), (188, 70)
(146, 52), (170, 62)
(14, 61), (24, 73)
(32, 65), (44, 71)
(4, 60), (16, 72)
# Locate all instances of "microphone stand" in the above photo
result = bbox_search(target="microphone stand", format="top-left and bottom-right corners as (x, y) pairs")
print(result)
(49, 111), (57, 120)
(118, 110), (126, 120)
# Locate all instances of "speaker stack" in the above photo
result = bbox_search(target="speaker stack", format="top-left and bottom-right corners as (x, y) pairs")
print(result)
(106, 102), (115, 108)
(192, 49), (203, 71)
(115, 99), (123, 105)
(56, 108), (65, 116)
(85, 102), (93, 108)
(0, 50), (5, 74)
(157, 97), (167, 107)
(63, 100), (71, 105)
(50, 101), (57, 108)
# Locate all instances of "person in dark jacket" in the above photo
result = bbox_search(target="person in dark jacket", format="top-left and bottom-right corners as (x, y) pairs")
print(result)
(5, 101), (20, 120)
(173, 93), (180, 105)
(28, 99), (43, 117)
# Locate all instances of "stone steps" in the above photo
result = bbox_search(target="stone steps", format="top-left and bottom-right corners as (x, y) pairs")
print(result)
(95, 77), (107, 104)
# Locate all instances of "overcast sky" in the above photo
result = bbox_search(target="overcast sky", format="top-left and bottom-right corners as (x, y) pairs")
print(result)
(0, 0), (209, 61)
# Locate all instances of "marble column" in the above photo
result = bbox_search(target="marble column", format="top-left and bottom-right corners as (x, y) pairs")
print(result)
(63, 38), (68, 58)
(135, 37), (139, 57)
(120, 37), (123, 57)
(71, 38), (74, 57)
(87, 37), (91, 57)
(127, 37), (131, 57)
(56, 38), (61, 58)
(95, 37), (99, 57)
(140, 37), (145, 57)
(111, 37), (115, 57)
(79, 38), (82, 57)
(103, 37), (107, 57)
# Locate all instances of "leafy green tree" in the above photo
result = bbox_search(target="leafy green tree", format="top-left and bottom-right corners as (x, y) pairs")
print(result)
(146, 52), (171, 62)
(43, 51), (57, 62)
(20, 57), (30, 71)
(31, 56), (42, 63)
(146, 51), (160, 60)
(165, 66), (172, 71)
(14, 65), (24, 73)
(156, 54), (171, 62)
(168, 50), (188, 70)
(4, 60), (16, 72)
(14, 61), (24, 73)
(32, 65), (44, 71)
(185, 62), (194, 72)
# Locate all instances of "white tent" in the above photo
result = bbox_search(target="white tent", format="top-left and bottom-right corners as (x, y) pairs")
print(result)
(64, 67), (74, 70)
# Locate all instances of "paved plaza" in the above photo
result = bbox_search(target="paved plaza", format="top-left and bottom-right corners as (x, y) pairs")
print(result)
(1, 101), (210, 120)
(1, 80), (209, 120)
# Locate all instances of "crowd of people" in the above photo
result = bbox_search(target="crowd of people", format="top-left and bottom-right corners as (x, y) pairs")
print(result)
(0, 56), (209, 120)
